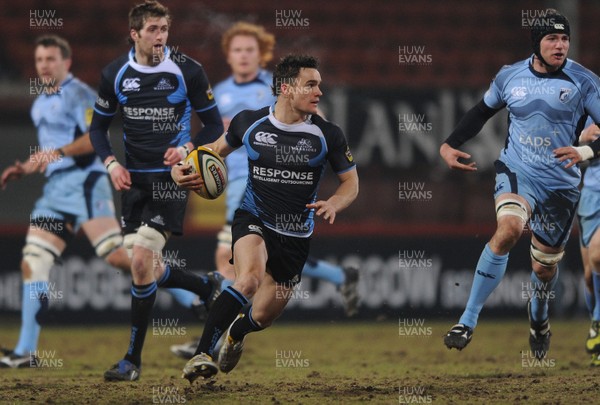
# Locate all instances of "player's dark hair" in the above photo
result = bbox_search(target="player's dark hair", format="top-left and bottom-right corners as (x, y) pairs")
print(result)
(271, 55), (319, 96)
(35, 35), (71, 60)
(128, 0), (171, 45)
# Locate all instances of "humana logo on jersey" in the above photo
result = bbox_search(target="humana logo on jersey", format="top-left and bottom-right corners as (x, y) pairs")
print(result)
(96, 96), (109, 109)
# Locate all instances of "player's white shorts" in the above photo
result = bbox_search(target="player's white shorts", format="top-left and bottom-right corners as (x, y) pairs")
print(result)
(31, 168), (115, 233)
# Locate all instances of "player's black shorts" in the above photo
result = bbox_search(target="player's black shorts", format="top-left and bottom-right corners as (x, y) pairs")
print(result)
(231, 209), (310, 285)
(121, 172), (189, 236)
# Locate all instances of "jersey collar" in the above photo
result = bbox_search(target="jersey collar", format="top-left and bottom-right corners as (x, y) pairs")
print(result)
(42, 72), (73, 96)
(233, 69), (270, 86)
(269, 103), (313, 128)
(128, 46), (171, 69)
(528, 54), (568, 78)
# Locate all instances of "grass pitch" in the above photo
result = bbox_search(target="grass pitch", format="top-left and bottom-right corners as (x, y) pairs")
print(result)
(0, 319), (596, 404)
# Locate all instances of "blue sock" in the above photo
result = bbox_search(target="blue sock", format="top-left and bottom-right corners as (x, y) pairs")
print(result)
(585, 285), (595, 318)
(459, 244), (508, 329)
(593, 272), (600, 321)
(166, 289), (196, 308)
(302, 257), (345, 286)
(529, 268), (558, 322)
(14, 281), (49, 356)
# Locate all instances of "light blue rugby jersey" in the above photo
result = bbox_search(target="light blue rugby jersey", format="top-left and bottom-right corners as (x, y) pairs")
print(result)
(213, 69), (276, 181)
(484, 56), (600, 188)
(581, 117), (600, 191)
(31, 73), (103, 177)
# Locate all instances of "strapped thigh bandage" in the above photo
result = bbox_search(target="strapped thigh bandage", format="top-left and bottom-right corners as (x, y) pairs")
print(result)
(530, 244), (564, 267)
(217, 224), (232, 247)
(123, 233), (136, 259)
(22, 235), (61, 282)
(134, 225), (167, 252)
(92, 230), (123, 258)
(495, 198), (528, 224)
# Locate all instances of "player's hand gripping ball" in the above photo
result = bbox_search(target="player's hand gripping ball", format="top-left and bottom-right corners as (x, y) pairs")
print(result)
(184, 146), (227, 199)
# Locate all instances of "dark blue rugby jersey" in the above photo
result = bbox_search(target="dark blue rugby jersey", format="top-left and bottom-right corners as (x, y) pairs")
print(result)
(226, 105), (356, 237)
(93, 47), (217, 172)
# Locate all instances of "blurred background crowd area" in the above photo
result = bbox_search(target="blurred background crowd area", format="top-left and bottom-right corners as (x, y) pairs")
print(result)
(1, 0), (599, 234)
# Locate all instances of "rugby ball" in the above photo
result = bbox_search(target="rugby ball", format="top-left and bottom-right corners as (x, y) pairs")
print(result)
(184, 146), (227, 199)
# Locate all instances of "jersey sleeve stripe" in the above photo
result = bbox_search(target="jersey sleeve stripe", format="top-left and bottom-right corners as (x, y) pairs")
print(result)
(195, 103), (218, 113)
(93, 107), (116, 116)
(335, 164), (357, 175)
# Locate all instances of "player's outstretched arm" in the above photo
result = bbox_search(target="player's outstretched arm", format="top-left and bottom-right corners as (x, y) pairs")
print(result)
(1, 161), (26, 189)
(28, 132), (97, 174)
(440, 143), (477, 172)
(307, 168), (359, 224)
(440, 99), (499, 172)
(0, 135), (94, 188)
(203, 133), (235, 159)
